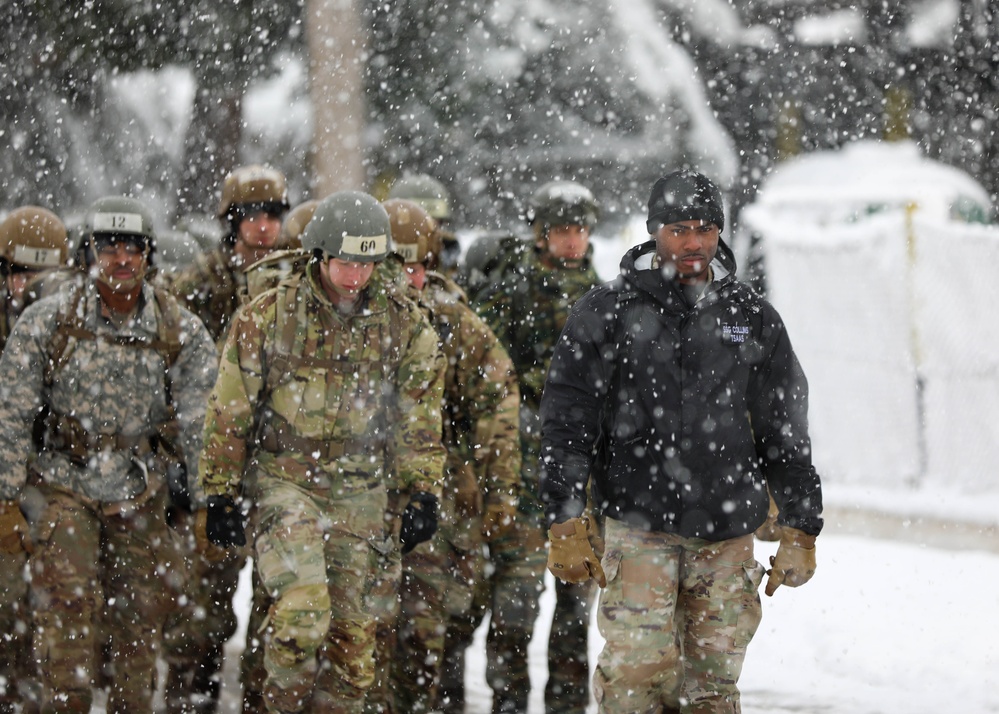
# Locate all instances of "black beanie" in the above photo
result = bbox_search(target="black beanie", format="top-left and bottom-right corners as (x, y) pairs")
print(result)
(646, 170), (725, 234)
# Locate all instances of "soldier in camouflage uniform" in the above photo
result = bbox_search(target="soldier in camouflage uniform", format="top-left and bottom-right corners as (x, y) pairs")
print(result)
(0, 205), (70, 712)
(363, 200), (520, 713)
(171, 164), (291, 345)
(163, 164), (292, 713)
(196, 191), (446, 714)
(0, 195), (218, 712)
(0, 206), (70, 352)
(466, 181), (601, 713)
(539, 171), (823, 713)
(387, 174), (462, 280)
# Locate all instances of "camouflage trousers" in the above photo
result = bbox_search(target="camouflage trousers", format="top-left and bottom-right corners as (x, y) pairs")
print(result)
(438, 510), (547, 714)
(0, 549), (39, 711)
(594, 520), (765, 714)
(546, 577), (598, 713)
(28, 485), (176, 713)
(360, 511), (401, 714)
(161, 510), (242, 714)
(252, 477), (387, 714)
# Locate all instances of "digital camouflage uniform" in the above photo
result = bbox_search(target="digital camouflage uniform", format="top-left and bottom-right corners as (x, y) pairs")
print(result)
(199, 260), (446, 713)
(0, 289), (35, 712)
(0, 278), (217, 712)
(365, 267), (520, 714)
(468, 244), (599, 713)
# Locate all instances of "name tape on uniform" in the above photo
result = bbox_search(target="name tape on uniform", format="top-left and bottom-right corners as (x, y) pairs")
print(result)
(341, 234), (388, 257)
(92, 212), (145, 234)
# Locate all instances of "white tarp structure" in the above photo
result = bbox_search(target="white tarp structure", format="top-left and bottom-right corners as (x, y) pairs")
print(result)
(743, 140), (999, 503)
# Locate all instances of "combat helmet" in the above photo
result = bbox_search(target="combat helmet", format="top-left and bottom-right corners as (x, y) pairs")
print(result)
(300, 191), (390, 263)
(387, 174), (452, 222)
(526, 181), (600, 233)
(383, 199), (441, 268)
(281, 199), (319, 248)
(0, 206), (69, 271)
(85, 195), (157, 255)
(217, 165), (290, 236)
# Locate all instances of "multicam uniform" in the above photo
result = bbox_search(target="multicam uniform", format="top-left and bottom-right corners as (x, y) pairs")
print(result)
(0, 278), (217, 711)
(171, 245), (246, 345)
(468, 243), (599, 712)
(375, 269), (520, 713)
(199, 260), (446, 713)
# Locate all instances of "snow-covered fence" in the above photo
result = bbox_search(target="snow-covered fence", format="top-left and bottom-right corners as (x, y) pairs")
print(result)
(764, 211), (999, 497)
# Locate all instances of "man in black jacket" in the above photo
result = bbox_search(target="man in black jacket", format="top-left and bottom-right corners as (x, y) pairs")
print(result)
(539, 170), (823, 713)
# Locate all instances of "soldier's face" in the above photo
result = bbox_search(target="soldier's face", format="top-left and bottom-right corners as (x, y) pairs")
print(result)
(94, 237), (149, 292)
(403, 262), (427, 291)
(6, 269), (40, 306)
(653, 220), (719, 284)
(546, 224), (590, 262)
(321, 258), (375, 302)
(237, 209), (283, 250)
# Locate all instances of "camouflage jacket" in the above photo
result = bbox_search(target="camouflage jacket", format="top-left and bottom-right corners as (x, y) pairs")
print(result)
(170, 244), (246, 346)
(0, 279), (218, 503)
(199, 260), (446, 502)
(471, 245), (600, 410)
(416, 271), (521, 516)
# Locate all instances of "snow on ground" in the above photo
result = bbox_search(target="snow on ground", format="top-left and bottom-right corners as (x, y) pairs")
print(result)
(206, 521), (999, 714)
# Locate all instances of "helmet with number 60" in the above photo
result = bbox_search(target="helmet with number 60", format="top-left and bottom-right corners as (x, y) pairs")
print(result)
(300, 191), (391, 263)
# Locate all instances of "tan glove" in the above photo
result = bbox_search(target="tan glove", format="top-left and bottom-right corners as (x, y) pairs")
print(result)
(754, 492), (782, 542)
(765, 527), (816, 596)
(547, 517), (606, 588)
(481, 503), (516, 542)
(195, 509), (230, 564)
(0, 500), (30, 555)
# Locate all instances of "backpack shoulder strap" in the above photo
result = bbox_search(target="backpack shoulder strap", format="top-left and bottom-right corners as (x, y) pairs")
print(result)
(44, 282), (88, 386)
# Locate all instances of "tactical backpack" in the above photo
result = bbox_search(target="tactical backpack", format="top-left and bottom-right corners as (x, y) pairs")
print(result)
(253, 271), (407, 462)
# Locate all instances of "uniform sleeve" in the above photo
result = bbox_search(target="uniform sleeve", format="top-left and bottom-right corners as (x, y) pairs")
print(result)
(392, 303), (447, 498)
(452, 306), (521, 511)
(198, 299), (270, 500)
(539, 289), (615, 524)
(0, 301), (52, 499)
(171, 309), (219, 507)
(748, 306), (824, 537)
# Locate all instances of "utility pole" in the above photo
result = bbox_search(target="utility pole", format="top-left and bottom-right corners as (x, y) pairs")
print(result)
(306, 0), (368, 197)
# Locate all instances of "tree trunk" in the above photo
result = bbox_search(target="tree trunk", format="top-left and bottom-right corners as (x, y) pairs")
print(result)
(306, 0), (368, 197)
(175, 82), (243, 221)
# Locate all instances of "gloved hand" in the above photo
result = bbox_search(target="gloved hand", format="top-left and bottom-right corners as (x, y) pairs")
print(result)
(194, 510), (229, 564)
(203, 495), (247, 548)
(754, 491), (782, 542)
(0, 500), (30, 555)
(400, 491), (439, 554)
(765, 527), (816, 596)
(547, 516), (606, 588)
(481, 502), (516, 542)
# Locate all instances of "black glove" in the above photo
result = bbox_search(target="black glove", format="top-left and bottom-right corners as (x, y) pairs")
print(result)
(205, 495), (246, 548)
(400, 491), (438, 555)
(165, 462), (191, 529)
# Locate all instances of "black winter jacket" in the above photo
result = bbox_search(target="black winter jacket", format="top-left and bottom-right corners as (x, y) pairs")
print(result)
(539, 240), (823, 540)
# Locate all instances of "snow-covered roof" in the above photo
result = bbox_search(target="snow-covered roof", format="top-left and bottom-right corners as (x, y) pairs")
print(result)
(743, 139), (992, 228)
